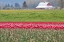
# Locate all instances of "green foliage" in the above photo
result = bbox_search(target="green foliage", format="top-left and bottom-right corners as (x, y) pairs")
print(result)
(0, 29), (64, 42)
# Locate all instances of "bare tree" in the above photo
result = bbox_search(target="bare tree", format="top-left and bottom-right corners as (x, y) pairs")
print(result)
(0, 6), (1, 10)
(0, 4), (4, 10)
(58, 0), (64, 9)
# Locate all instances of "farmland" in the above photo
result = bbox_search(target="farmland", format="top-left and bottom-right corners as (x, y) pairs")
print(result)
(0, 10), (64, 22)
(0, 10), (64, 42)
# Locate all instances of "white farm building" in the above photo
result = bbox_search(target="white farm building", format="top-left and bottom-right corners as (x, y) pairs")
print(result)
(36, 2), (54, 9)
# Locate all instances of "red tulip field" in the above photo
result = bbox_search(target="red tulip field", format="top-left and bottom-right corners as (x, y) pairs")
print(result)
(0, 22), (64, 29)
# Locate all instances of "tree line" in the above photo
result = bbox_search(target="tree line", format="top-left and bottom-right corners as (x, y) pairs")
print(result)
(0, 0), (64, 10)
(0, 1), (27, 10)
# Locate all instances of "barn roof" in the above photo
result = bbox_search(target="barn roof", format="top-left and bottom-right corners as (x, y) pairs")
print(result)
(38, 2), (50, 6)
(36, 2), (53, 9)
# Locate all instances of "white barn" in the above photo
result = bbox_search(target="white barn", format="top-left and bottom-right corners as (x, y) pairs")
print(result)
(36, 2), (54, 9)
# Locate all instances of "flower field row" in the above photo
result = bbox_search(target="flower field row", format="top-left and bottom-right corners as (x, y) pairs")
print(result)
(0, 22), (64, 29)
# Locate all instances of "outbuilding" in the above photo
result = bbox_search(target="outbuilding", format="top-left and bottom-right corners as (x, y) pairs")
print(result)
(36, 2), (54, 9)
